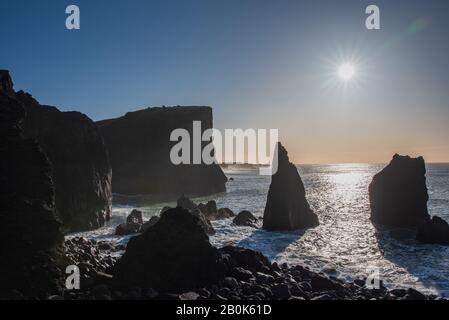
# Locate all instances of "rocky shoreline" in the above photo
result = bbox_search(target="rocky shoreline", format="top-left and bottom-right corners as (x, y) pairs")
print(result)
(2, 69), (449, 301)
(57, 205), (442, 301)
(61, 236), (441, 301)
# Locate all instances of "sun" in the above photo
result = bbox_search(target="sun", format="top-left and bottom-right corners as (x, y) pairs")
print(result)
(338, 63), (356, 81)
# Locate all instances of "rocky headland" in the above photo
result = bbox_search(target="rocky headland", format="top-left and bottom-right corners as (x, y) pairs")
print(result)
(96, 107), (227, 199)
(0, 76), (67, 299)
(0, 70), (112, 232)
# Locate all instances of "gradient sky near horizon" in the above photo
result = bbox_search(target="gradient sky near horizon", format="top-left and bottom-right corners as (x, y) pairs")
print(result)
(1, 0), (449, 164)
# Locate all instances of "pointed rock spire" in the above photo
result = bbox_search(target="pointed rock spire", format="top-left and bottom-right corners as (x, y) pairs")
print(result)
(263, 142), (319, 231)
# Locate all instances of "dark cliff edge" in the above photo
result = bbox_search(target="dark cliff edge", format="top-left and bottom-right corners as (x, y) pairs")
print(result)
(0, 72), (66, 299)
(97, 106), (227, 200)
(1, 70), (112, 232)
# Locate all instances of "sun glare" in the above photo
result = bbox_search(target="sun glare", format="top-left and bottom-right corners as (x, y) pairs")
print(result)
(338, 63), (356, 81)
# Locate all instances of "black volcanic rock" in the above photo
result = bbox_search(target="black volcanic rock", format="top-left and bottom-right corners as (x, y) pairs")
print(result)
(0, 84), (66, 299)
(96, 106), (227, 198)
(198, 200), (235, 220)
(114, 207), (225, 292)
(115, 209), (144, 235)
(14, 90), (112, 232)
(369, 154), (430, 227)
(0, 70), (15, 97)
(417, 216), (449, 245)
(263, 143), (318, 231)
(233, 210), (258, 228)
(177, 196), (215, 235)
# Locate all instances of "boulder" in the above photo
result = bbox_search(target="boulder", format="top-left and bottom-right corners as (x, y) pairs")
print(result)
(177, 194), (197, 211)
(177, 196), (215, 235)
(0, 76), (66, 298)
(96, 106), (227, 197)
(127, 209), (144, 225)
(219, 246), (271, 273)
(263, 142), (319, 231)
(114, 207), (226, 292)
(311, 274), (343, 292)
(198, 200), (235, 221)
(141, 216), (160, 233)
(216, 208), (236, 220)
(233, 210), (258, 228)
(416, 216), (449, 245)
(198, 200), (218, 218)
(115, 209), (145, 235)
(115, 223), (141, 236)
(12, 88), (112, 232)
(203, 200), (218, 215)
(191, 209), (216, 235)
(369, 154), (430, 227)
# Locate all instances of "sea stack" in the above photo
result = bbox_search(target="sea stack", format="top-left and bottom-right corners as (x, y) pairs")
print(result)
(369, 154), (430, 227)
(96, 106), (227, 199)
(263, 143), (318, 231)
(0, 77), (66, 299)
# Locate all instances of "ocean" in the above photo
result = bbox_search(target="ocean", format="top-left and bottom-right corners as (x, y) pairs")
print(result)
(69, 163), (449, 296)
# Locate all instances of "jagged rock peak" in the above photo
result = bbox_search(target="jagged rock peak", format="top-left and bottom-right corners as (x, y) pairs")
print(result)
(0, 70), (15, 97)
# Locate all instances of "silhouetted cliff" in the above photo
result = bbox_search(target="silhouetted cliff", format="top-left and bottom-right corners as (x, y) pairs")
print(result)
(1, 70), (112, 232)
(0, 75), (66, 298)
(97, 106), (227, 198)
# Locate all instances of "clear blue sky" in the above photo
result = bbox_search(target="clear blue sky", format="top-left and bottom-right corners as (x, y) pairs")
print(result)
(1, 0), (449, 163)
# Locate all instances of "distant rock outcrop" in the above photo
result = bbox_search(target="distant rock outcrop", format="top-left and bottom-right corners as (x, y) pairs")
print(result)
(233, 211), (258, 228)
(369, 154), (430, 227)
(0, 78), (66, 298)
(96, 106), (227, 198)
(13, 88), (112, 232)
(198, 200), (235, 220)
(263, 143), (319, 231)
(114, 207), (226, 292)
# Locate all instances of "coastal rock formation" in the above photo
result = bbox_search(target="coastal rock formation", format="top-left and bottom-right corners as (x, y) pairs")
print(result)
(215, 208), (236, 220)
(416, 216), (449, 245)
(198, 200), (235, 220)
(114, 207), (225, 292)
(96, 106), (227, 198)
(369, 154), (449, 245)
(233, 210), (258, 228)
(0, 77), (66, 298)
(177, 196), (215, 235)
(198, 200), (218, 218)
(263, 143), (319, 231)
(73, 237), (436, 300)
(15, 90), (112, 232)
(0, 71), (112, 232)
(115, 209), (163, 235)
(369, 154), (430, 227)
(141, 216), (160, 232)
